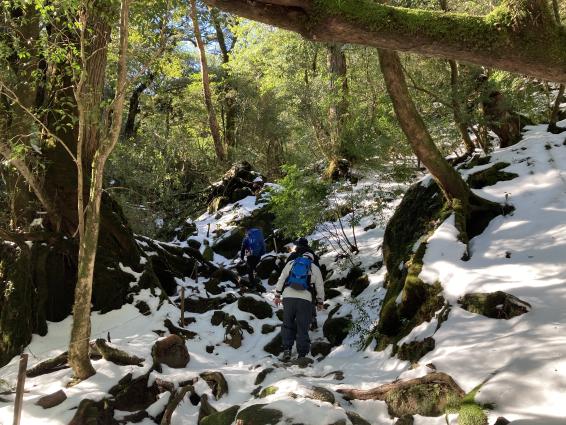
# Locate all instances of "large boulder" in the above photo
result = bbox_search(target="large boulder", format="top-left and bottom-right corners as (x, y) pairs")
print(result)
(238, 296), (273, 319)
(458, 291), (530, 319)
(396, 337), (435, 363)
(151, 334), (190, 368)
(211, 228), (245, 259)
(255, 255), (279, 279)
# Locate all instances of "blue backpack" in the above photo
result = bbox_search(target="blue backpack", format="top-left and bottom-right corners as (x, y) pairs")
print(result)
(286, 256), (312, 291)
(246, 228), (265, 257)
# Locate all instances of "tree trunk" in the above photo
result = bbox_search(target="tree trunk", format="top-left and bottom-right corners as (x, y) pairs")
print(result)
(189, 0), (226, 162)
(211, 9), (237, 149)
(548, 84), (566, 134)
(378, 49), (471, 203)
(448, 60), (476, 155)
(203, 0), (566, 83)
(437, 1), (475, 156)
(327, 43), (349, 157)
(68, 0), (130, 380)
(123, 73), (154, 141)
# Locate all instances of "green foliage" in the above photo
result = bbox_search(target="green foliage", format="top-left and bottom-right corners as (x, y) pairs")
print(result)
(445, 383), (490, 425)
(268, 165), (330, 239)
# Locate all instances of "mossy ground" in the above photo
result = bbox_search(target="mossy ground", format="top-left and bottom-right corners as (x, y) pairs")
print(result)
(445, 383), (491, 425)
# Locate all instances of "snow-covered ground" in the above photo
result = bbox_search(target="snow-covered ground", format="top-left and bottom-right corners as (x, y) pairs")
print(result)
(1, 123), (565, 424)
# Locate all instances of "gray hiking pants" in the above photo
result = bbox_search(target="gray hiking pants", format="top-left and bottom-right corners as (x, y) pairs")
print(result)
(282, 298), (312, 356)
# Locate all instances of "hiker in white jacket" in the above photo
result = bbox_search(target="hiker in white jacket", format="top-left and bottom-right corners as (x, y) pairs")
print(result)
(274, 252), (324, 360)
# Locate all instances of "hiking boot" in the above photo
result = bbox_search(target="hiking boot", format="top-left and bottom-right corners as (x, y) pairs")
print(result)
(281, 350), (291, 362)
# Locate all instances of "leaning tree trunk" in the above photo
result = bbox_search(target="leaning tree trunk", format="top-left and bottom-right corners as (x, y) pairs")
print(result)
(68, 0), (131, 380)
(378, 49), (471, 204)
(189, 0), (226, 162)
(203, 0), (566, 84)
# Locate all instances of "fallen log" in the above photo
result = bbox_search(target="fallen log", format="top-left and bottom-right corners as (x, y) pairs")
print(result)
(95, 339), (144, 366)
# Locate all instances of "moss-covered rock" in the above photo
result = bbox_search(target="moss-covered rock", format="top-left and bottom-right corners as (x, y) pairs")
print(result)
(185, 294), (237, 314)
(208, 196), (230, 213)
(259, 385), (279, 398)
(325, 288), (341, 299)
(467, 162), (518, 189)
(109, 372), (159, 411)
(200, 371), (229, 400)
(383, 180), (445, 288)
(205, 278), (223, 295)
(311, 341), (333, 357)
(151, 334), (190, 368)
(238, 296), (273, 319)
(394, 415), (414, 425)
(458, 291), (530, 319)
(263, 332), (282, 355)
(347, 411), (372, 425)
(306, 386), (335, 404)
(211, 228), (245, 259)
(384, 379), (461, 417)
(340, 373), (465, 419)
(203, 244), (214, 262)
(377, 298), (401, 337)
(211, 310), (228, 326)
(222, 315), (244, 349)
(254, 367), (275, 385)
(350, 274), (370, 297)
(235, 404), (283, 425)
(231, 187), (254, 203)
(200, 405), (240, 425)
(396, 337), (435, 363)
(255, 256), (279, 279)
(323, 317), (352, 346)
(261, 324), (277, 334)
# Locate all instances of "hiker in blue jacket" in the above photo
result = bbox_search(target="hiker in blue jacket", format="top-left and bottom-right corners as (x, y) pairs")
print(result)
(274, 251), (324, 360)
(286, 237), (320, 330)
(240, 227), (266, 284)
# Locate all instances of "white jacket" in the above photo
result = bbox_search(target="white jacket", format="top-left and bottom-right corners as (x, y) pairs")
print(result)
(275, 256), (324, 303)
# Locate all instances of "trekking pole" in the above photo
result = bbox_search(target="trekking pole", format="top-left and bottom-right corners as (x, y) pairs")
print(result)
(273, 236), (278, 254)
(206, 223), (210, 238)
(12, 353), (28, 425)
(179, 286), (185, 327)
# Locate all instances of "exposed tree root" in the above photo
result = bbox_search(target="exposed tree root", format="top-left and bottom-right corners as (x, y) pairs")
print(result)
(160, 385), (194, 425)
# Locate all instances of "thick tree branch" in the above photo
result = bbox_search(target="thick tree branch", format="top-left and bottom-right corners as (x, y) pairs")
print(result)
(204, 0), (566, 83)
